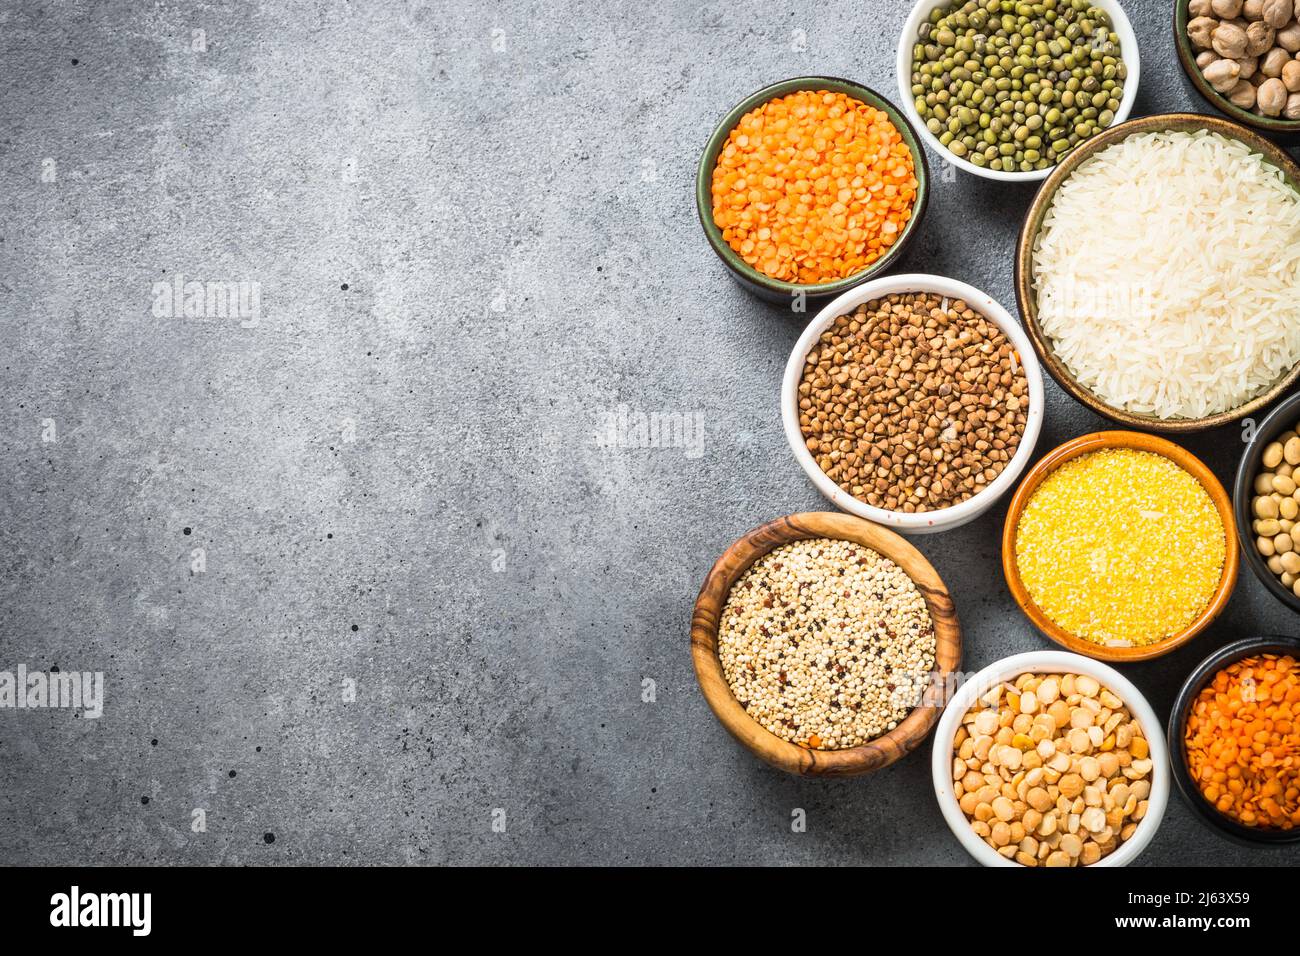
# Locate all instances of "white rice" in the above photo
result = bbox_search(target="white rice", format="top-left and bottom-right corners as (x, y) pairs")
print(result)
(1032, 129), (1300, 420)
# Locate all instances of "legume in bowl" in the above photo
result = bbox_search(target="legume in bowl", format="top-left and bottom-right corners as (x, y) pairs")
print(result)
(1169, 636), (1300, 845)
(1232, 389), (1300, 613)
(932, 651), (1168, 866)
(1175, 0), (1300, 134)
(896, 0), (1140, 182)
(696, 77), (930, 302)
(781, 273), (1045, 535)
(1002, 431), (1239, 662)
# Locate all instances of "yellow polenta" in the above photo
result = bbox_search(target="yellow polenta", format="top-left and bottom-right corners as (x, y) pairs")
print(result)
(1014, 449), (1224, 647)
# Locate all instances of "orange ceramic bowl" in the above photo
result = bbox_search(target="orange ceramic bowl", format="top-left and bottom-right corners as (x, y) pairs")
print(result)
(1002, 431), (1238, 662)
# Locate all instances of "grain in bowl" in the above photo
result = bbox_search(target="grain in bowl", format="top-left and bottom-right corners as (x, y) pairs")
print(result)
(1185, 652), (1300, 830)
(1031, 127), (1300, 420)
(910, 0), (1129, 172)
(1014, 448), (1226, 648)
(1247, 423), (1300, 596)
(797, 291), (1028, 514)
(717, 537), (936, 750)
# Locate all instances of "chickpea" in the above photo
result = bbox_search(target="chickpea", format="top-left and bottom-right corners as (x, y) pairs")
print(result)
(1259, 76), (1289, 115)
(1285, 60), (1300, 92)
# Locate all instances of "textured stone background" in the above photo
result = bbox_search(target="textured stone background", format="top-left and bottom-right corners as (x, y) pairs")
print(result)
(2, 0), (1298, 865)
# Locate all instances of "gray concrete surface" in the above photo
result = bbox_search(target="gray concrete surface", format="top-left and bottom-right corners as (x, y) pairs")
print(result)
(1, 0), (1298, 866)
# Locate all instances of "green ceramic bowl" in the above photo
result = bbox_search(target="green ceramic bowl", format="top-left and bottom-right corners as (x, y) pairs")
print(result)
(1174, 0), (1300, 136)
(695, 76), (930, 303)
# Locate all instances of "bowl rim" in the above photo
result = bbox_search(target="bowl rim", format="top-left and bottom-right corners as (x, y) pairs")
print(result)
(694, 76), (930, 299)
(1166, 635), (1300, 845)
(931, 649), (1169, 867)
(894, 0), (1140, 183)
(690, 511), (962, 776)
(1001, 430), (1240, 662)
(780, 272), (1046, 534)
(1173, 0), (1300, 134)
(1232, 390), (1300, 613)
(1015, 111), (1300, 432)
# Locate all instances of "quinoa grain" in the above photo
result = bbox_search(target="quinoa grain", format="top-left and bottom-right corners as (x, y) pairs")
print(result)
(717, 538), (936, 750)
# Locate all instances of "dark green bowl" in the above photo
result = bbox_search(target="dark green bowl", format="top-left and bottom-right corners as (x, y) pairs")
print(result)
(1174, 0), (1300, 137)
(695, 76), (930, 303)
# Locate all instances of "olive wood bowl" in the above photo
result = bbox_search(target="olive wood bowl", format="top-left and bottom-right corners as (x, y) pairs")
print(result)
(1001, 431), (1239, 662)
(1015, 112), (1300, 432)
(691, 511), (961, 775)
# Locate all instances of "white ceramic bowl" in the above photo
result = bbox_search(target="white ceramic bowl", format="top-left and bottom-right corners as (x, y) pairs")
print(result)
(781, 273), (1044, 535)
(931, 651), (1169, 867)
(895, 0), (1141, 183)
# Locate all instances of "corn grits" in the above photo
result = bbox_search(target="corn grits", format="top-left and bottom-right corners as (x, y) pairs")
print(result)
(1014, 449), (1225, 647)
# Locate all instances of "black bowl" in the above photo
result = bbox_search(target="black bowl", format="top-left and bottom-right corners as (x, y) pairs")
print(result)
(1168, 635), (1300, 846)
(1234, 391), (1300, 614)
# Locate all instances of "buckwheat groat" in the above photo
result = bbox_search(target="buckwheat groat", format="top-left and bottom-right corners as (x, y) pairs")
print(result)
(717, 538), (936, 750)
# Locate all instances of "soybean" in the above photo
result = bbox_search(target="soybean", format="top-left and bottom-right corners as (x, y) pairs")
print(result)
(1252, 424), (1300, 586)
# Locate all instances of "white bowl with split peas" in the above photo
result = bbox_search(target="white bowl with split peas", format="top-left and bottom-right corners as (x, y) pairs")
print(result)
(780, 273), (1045, 535)
(895, 0), (1141, 183)
(932, 651), (1169, 867)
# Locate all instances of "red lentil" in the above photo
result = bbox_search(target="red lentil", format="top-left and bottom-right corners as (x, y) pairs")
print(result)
(711, 89), (917, 285)
(1185, 653), (1300, 829)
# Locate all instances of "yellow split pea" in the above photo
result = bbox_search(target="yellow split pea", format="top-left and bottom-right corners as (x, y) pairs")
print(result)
(1015, 449), (1225, 647)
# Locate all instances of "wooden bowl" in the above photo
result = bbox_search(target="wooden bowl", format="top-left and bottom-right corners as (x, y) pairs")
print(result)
(695, 77), (930, 303)
(690, 511), (961, 775)
(1173, 1), (1300, 137)
(1001, 431), (1239, 662)
(1015, 113), (1300, 432)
